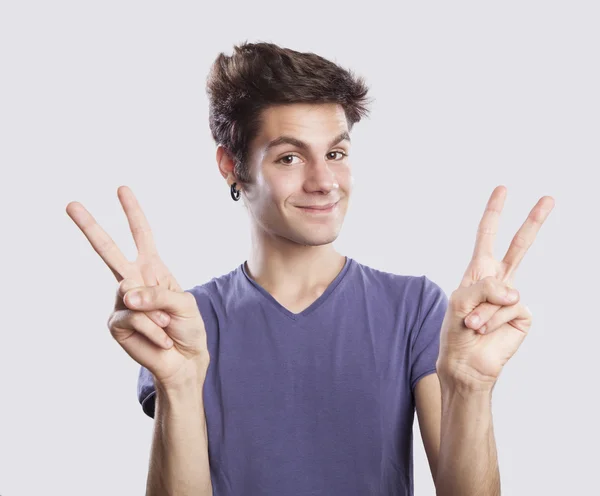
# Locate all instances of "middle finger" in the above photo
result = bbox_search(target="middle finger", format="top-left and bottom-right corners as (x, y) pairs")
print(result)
(501, 196), (555, 281)
(117, 186), (159, 257)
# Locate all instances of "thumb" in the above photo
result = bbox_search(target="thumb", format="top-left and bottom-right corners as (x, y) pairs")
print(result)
(123, 284), (199, 319)
(115, 278), (172, 328)
(114, 278), (144, 311)
(450, 276), (519, 318)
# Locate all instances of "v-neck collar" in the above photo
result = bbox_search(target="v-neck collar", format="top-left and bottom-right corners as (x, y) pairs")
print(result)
(240, 256), (353, 321)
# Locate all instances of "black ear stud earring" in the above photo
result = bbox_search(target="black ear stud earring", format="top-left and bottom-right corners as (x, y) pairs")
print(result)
(230, 182), (241, 201)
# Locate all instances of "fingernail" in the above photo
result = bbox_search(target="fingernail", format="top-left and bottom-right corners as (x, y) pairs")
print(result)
(468, 315), (480, 327)
(507, 289), (519, 301)
(480, 325), (487, 334)
(128, 291), (142, 307)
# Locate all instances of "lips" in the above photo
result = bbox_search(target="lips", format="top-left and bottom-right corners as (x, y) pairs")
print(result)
(296, 201), (339, 210)
(295, 201), (340, 216)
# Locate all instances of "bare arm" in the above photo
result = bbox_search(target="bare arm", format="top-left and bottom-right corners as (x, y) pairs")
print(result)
(414, 373), (441, 480)
(435, 380), (500, 496)
(416, 188), (553, 496)
(415, 373), (500, 496)
(147, 363), (212, 496)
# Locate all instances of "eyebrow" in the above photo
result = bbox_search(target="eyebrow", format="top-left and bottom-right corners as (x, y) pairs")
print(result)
(265, 131), (351, 153)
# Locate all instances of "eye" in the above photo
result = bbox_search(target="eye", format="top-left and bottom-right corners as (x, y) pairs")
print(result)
(277, 154), (301, 166)
(327, 151), (347, 160)
(276, 151), (347, 166)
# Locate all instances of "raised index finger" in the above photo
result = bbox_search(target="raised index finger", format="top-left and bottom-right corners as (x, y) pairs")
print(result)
(502, 195), (555, 281)
(66, 201), (130, 281)
(472, 185), (507, 260)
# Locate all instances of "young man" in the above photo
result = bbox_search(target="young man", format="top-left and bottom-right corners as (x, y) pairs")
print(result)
(67, 42), (554, 495)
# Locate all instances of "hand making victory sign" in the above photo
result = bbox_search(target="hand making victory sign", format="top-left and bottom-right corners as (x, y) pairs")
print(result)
(66, 186), (210, 388)
(436, 185), (555, 390)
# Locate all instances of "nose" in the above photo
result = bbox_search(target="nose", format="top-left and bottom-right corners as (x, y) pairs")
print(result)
(303, 159), (339, 195)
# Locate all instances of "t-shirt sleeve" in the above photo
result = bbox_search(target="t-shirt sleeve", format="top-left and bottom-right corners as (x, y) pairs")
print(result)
(409, 275), (449, 393)
(137, 364), (157, 418)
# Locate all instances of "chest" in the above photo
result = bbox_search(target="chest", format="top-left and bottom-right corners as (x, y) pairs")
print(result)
(200, 309), (416, 494)
(202, 311), (413, 440)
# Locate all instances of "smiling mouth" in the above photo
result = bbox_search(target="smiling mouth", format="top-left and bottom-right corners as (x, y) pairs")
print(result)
(296, 201), (339, 213)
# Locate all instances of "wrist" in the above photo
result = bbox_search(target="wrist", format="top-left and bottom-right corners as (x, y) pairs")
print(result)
(155, 358), (210, 396)
(436, 359), (496, 396)
(440, 380), (495, 404)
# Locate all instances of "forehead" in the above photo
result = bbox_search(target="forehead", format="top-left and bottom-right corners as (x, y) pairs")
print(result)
(254, 103), (349, 149)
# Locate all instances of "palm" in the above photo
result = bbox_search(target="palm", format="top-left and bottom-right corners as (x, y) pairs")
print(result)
(67, 186), (197, 378)
(462, 255), (502, 285)
(442, 186), (554, 382)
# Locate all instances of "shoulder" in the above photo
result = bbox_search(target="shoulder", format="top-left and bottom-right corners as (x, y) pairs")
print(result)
(350, 258), (445, 303)
(350, 258), (447, 332)
(183, 262), (262, 322)
(185, 264), (243, 305)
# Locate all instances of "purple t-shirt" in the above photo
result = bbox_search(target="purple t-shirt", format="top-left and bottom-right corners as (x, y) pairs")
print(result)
(137, 257), (448, 495)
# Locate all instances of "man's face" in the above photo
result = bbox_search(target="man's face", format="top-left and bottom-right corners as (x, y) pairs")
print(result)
(243, 103), (353, 247)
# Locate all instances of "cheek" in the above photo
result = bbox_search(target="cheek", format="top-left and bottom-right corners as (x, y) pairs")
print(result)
(268, 173), (299, 200)
(337, 164), (353, 191)
(255, 174), (296, 214)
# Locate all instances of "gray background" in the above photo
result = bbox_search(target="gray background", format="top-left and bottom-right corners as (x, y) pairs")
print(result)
(1, 1), (598, 494)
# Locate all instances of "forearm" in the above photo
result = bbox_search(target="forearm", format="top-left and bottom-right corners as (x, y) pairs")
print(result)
(146, 367), (212, 496)
(435, 382), (500, 496)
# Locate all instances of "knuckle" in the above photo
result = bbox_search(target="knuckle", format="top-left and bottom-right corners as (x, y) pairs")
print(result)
(512, 232), (531, 250)
(449, 289), (461, 307)
(483, 316), (495, 330)
(144, 286), (158, 303)
(106, 312), (115, 329)
(108, 309), (127, 330)
(131, 225), (151, 236)
(129, 311), (146, 328)
(152, 310), (167, 326)
(107, 311), (125, 337)
(482, 276), (496, 292)
(118, 278), (139, 298)
(449, 289), (468, 313)
(119, 278), (132, 294)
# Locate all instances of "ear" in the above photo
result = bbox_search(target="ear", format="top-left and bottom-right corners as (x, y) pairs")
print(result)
(216, 145), (236, 183)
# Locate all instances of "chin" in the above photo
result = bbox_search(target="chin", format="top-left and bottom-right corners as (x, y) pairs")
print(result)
(287, 227), (342, 247)
(297, 236), (339, 247)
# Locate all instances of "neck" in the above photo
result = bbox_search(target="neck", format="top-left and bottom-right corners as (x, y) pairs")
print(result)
(246, 228), (346, 298)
